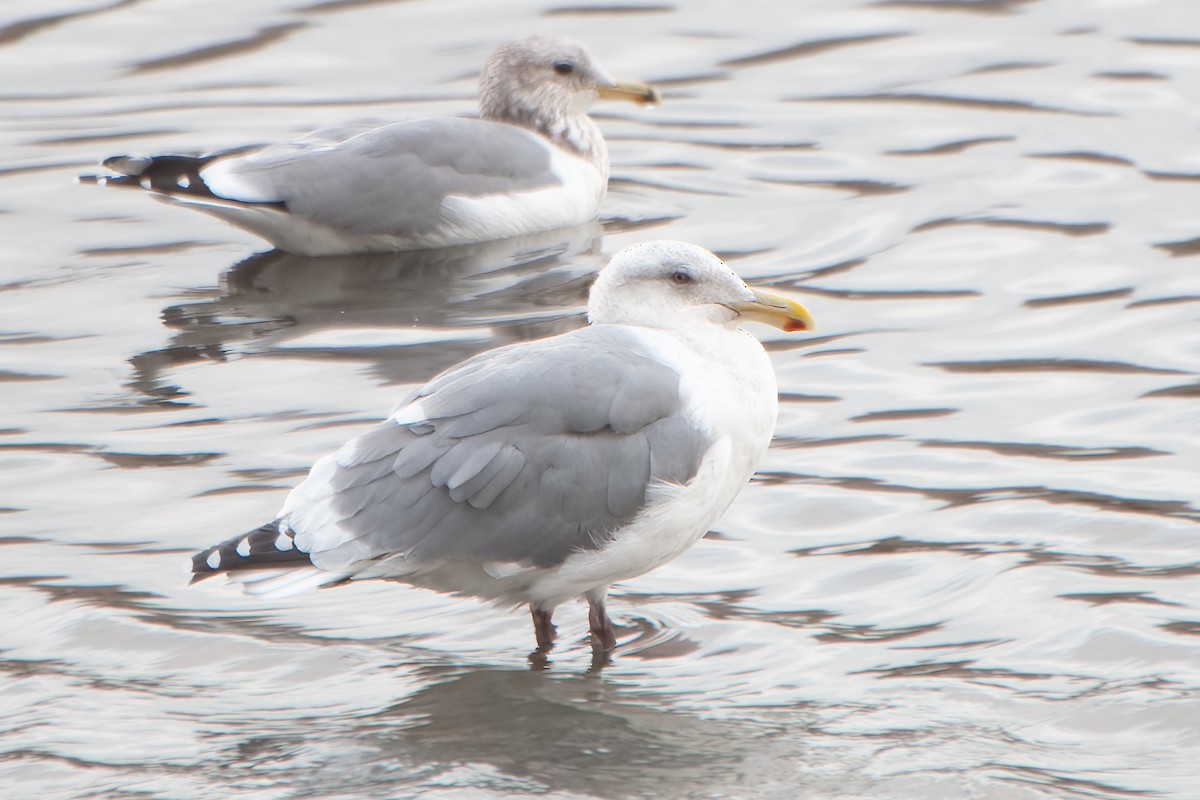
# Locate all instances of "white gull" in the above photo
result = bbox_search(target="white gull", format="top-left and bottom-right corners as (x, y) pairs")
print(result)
(191, 241), (815, 660)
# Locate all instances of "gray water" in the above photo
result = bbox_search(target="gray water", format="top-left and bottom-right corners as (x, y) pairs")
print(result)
(2, 0), (1198, 798)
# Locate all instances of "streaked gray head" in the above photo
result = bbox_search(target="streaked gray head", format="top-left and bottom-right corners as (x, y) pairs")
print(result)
(479, 36), (615, 123)
(478, 36), (643, 167)
(588, 241), (758, 329)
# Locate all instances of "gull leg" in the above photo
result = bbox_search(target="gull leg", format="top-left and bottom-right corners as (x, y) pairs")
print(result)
(586, 591), (617, 652)
(529, 605), (557, 671)
(531, 605), (556, 650)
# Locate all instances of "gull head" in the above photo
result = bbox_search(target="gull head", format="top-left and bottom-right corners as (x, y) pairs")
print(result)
(479, 36), (657, 153)
(481, 36), (658, 117)
(588, 241), (816, 333)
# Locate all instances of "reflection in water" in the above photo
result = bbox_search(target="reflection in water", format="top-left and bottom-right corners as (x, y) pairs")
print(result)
(223, 667), (819, 799)
(128, 224), (603, 402)
(370, 669), (759, 795)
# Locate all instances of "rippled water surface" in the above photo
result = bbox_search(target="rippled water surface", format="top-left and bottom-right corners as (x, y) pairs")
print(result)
(3, 0), (1199, 798)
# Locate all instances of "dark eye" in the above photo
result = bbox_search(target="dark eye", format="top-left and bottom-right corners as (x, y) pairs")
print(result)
(670, 269), (693, 285)
(553, 60), (575, 76)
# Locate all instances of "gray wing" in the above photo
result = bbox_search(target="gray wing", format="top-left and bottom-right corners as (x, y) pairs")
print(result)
(284, 326), (713, 571)
(202, 117), (559, 236)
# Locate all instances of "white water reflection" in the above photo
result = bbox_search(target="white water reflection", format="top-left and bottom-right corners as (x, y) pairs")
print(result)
(2, 0), (1199, 798)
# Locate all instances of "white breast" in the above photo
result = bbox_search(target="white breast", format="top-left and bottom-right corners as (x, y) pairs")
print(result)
(437, 146), (607, 242)
(524, 326), (779, 609)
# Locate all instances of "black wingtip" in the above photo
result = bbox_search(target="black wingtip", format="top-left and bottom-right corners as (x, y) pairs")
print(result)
(102, 154), (154, 176)
(190, 521), (314, 580)
(188, 569), (215, 586)
(88, 153), (219, 196)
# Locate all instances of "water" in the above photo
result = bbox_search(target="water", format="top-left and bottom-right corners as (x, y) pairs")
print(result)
(2, 0), (1198, 797)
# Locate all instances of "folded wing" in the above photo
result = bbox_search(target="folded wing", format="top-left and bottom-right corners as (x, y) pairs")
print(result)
(282, 325), (713, 573)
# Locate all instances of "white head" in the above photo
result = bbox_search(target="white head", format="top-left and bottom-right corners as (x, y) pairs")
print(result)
(587, 241), (815, 333)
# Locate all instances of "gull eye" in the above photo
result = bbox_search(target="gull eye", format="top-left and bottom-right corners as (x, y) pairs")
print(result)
(669, 269), (693, 286)
(553, 60), (575, 76)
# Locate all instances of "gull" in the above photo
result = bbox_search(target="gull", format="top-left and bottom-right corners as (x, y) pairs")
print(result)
(191, 241), (815, 659)
(86, 37), (658, 255)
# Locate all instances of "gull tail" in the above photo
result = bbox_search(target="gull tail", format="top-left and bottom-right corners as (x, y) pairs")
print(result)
(191, 522), (351, 598)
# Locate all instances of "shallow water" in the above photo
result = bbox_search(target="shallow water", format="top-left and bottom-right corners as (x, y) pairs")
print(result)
(2, 0), (1198, 798)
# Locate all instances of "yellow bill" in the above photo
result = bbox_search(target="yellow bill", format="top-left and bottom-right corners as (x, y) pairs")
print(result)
(598, 79), (661, 106)
(731, 287), (816, 332)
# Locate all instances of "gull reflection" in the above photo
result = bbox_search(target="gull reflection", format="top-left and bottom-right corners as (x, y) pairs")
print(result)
(127, 223), (604, 401)
(265, 666), (802, 798)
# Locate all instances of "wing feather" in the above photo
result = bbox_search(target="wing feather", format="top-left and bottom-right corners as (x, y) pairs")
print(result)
(278, 326), (714, 571)
(200, 118), (560, 237)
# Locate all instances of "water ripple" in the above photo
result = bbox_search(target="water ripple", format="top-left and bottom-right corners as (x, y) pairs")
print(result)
(126, 22), (311, 75)
(719, 32), (910, 67)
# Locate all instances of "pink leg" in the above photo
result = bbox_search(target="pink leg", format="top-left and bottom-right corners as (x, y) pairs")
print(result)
(587, 593), (617, 652)
(530, 606), (556, 651)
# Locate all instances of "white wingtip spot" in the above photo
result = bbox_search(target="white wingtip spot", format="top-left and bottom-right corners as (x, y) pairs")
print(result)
(274, 531), (294, 551)
(236, 537), (251, 557)
(206, 550), (221, 569)
(178, 175), (191, 189)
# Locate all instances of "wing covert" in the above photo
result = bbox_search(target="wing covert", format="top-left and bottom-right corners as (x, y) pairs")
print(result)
(285, 327), (714, 570)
